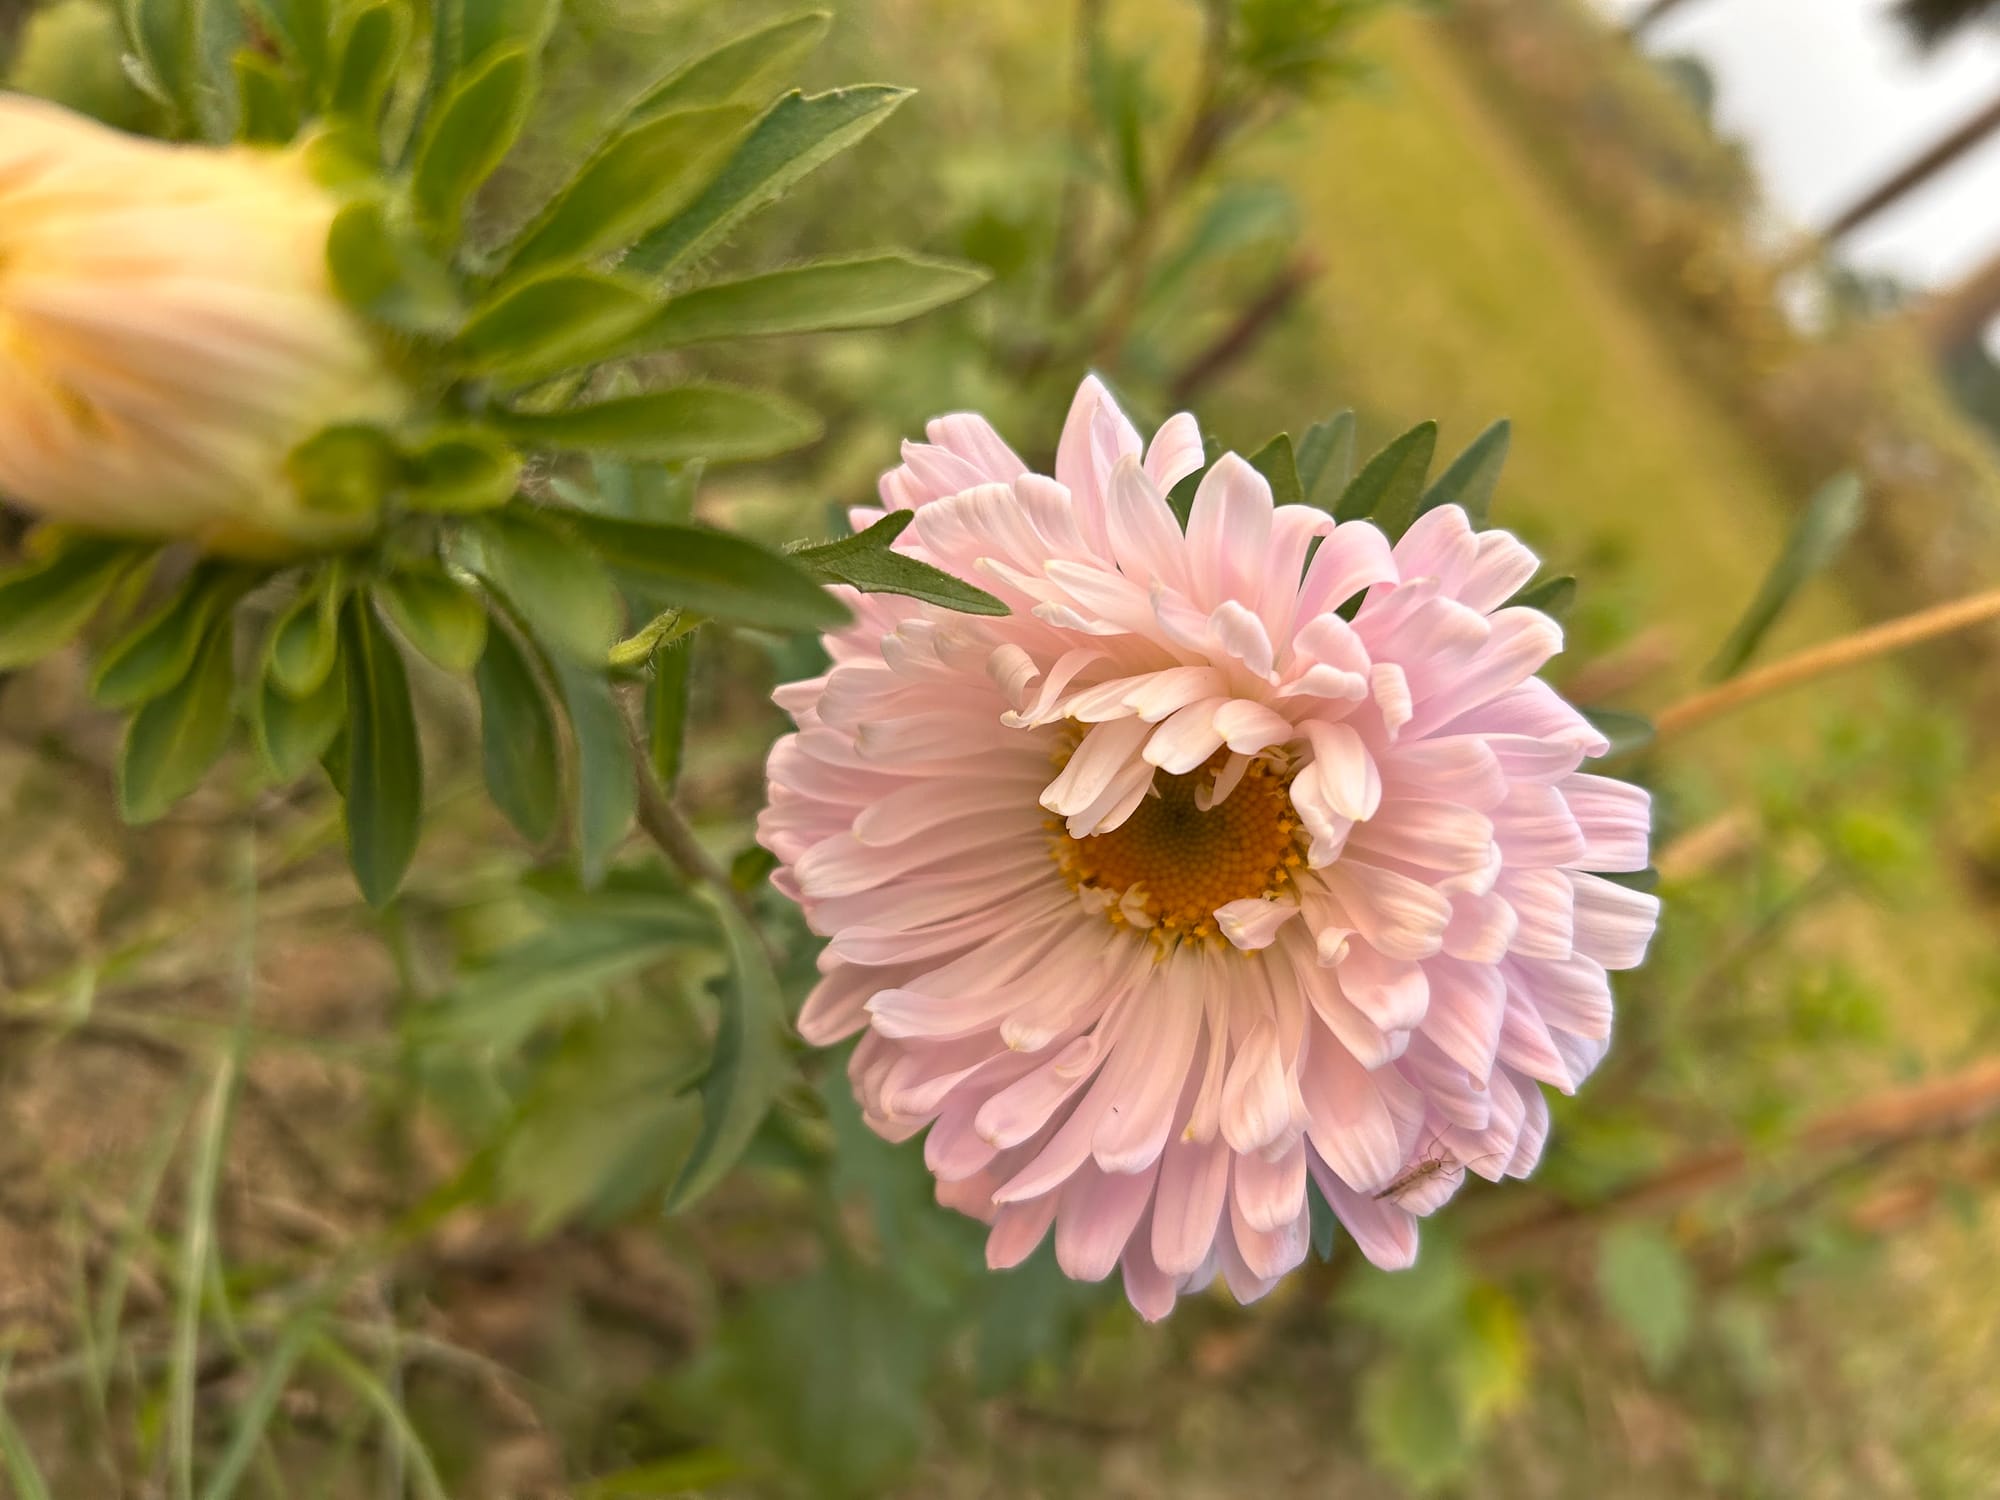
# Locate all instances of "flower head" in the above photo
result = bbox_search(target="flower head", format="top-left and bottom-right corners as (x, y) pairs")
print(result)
(0, 93), (407, 556)
(761, 377), (1657, 1317)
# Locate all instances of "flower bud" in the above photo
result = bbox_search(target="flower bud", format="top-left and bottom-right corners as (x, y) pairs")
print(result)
(0, 93), (409, 556)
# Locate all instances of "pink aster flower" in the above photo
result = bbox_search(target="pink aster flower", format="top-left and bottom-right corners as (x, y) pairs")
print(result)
(759, 376), (1658, 1318)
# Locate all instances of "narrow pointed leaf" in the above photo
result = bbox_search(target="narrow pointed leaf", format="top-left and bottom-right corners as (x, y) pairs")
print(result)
(498, 104), (756, 281)
(630, 10), (830, 118)
(568, 513), (846, 631)
(1247, 433), (1304, 509)
(1418, 418), (1511, 526)
(631, 254), (990, 351)
(453, 270), (660, 382)
(666, 890), (792, 1210)
(118, 615), (237, 823)
(234, 51), (302, 143)
(791, 511), (1006, 616)
(328, 2), (406, 123)
(1296, 410), (1356, 513)
(1708, 472), (1865, 681)
(340, 595), (424, 906)
(410, 46), (537, 244)
(93, 564), (251, 709)
(474, 618), (561, 844)
(627, 86), (912, 277)
(1333, 420), (1437, 536)
(494, 385), (822, 464)
(647, 636), (693, 794)
(547, 654), (636, 887)
(467, 508), (621, 662)
(1508, 573), (1575, 619)
(0, 536), (150, 670)
(378, 570), (488, 673)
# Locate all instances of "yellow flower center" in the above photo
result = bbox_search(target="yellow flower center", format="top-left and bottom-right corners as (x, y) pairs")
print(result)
(1052, 750), (1302, 942)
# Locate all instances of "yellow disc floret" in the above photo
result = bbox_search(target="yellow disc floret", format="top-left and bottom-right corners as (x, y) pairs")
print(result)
(1051, 749), (1302, 945)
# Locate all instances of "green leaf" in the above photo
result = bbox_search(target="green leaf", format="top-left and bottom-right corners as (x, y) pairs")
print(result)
(1247, 433), (1304, 509)
(1295, 410), (1356, 512)
(410, 46), (537, 245)
(467, 508), (622, 662)
(326, 199), (464, 334)
(568, 513), (846, 631)
(1165, 431), (1225, 526)
(458, 0), (558, 70)
(377, 570), (487, 673)
(627, 86), (912, 277)
(494, 384), (822, 464)
(122, 0), (198, 128)
(327, 1), (407, 123)
(417, 896), (711, 1052)
(630, 253), (989, 350)
(0, 1362), (54, 1500)
(1334, 420), (1437, 536)
(286, 423), (403, 520)
(791, 511), (1006, 616)
(474, 617), (561, 843)
(589, 456), (701, 523)
(233, 49), (301, 143)
(497, 104), (756, 282)
(264, 564), (347, 699)
(253, 663), (345, 781)
(0, 535), (150, 670)
(1595, 1223), (1696, 1375)
(498, 1000), (705, 1233)
(629, 10), (830, 118)
(245, 0), (329, 85)
(118, 614), (237, 823)
(402, 428), (522, 513)
(647, 636), (692, 795)
(667, 889), (793, 1210)
(1358, 1351), (1475, 1493)
(452, 270), (660, 382)
(92, 563), (250, 710)
(1508, 573), (1575, 619)
(1708, 472), (1864, 681)
(1418, 418), (1511, 526)
(340, 593), (424, 906)
(545, 653), (636, 887)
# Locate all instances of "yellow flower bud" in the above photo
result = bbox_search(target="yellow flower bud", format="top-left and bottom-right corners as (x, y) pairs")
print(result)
(0, 93), (409, 557)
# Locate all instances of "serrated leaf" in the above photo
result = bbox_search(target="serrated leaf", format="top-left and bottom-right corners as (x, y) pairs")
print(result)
(1246, 433), (1304, 509)
(233, 50), (301, 143)
(473, 617), (561, 844)
(545, 654), (636, 887)
(494, 385), (822, 464)
(92, 563), (250, 709)
(1296, 410), (1356, 513)
(377, 570), (487, 673)
(1708, 472), (1864, 681)
(410, 46), (537, 245)
(647, 636), (692, 794)
(467, 508), (621, 662)
(1418, 418), (1510, 526)
(1595, 1223), (1695, 1375)
(0, 536), (150, 671)
(265, 564), (347, 699)
(667, 889), (793, 1210)
(118, 614), (237, 823)
(568, 514), (845, 631)
(327, 2), (406, 124)
(1508, 573), (1575, 618)
(629, 10), (830, 119)
(340, 594), (423, 906)
(1334, 420), (1437, 536)
(452, 270), (660, 382)
(326, 199), (464, 334)
(415, 898), (709, 1052)
(631, 254), (989, 350)
(497, 103), (756, 282)
(402, 429), (521, 513)
(791, 511), (1006, 616)
(253, 660), (345, 780)
(626, 85), (911, 277)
